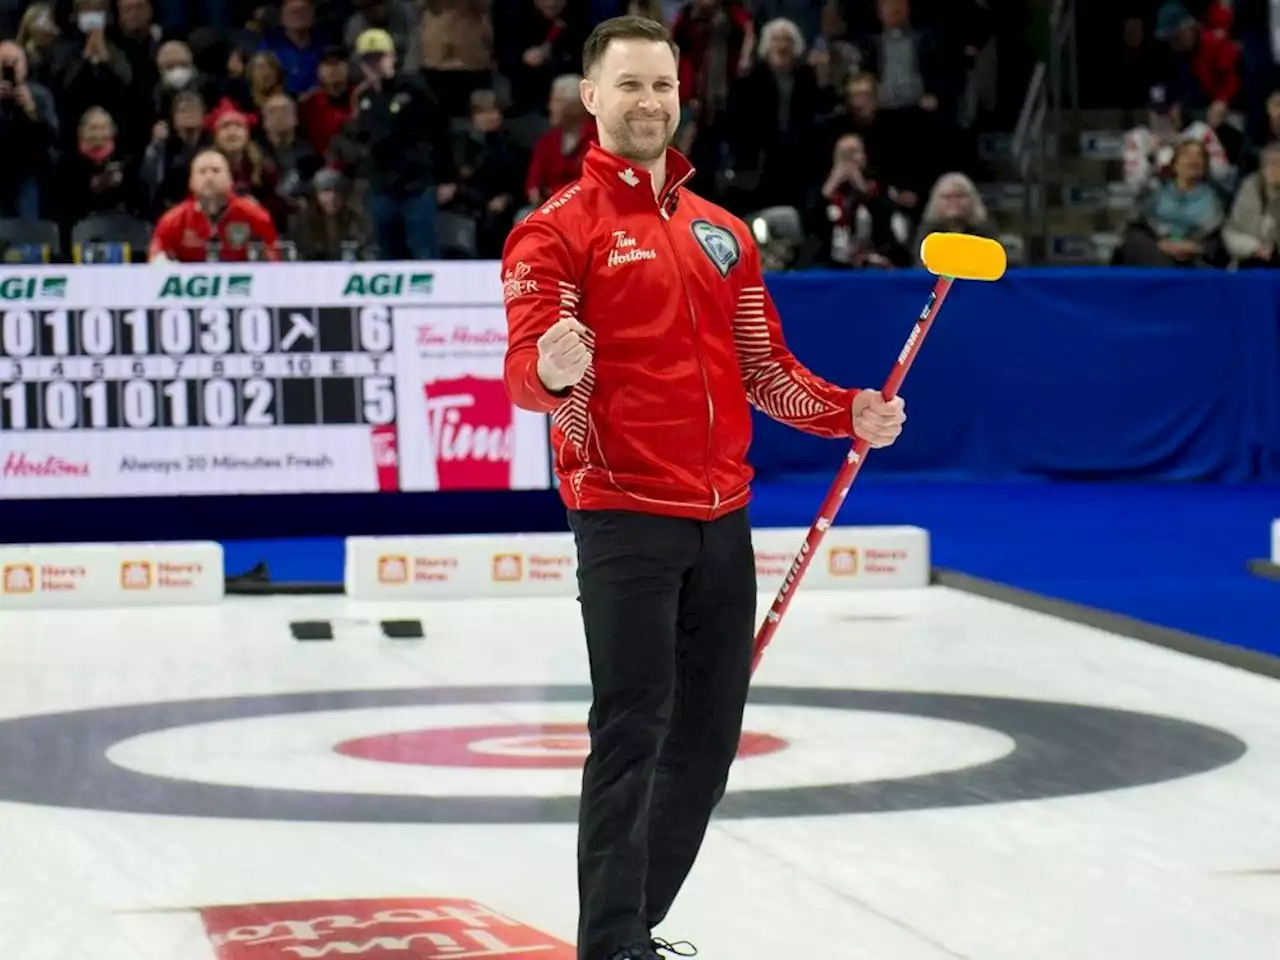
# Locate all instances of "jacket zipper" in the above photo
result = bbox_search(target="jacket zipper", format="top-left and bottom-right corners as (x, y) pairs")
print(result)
(659, 200), (719, 518)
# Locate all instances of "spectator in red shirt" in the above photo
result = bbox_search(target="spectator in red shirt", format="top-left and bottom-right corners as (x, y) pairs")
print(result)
(524, 72), (596, 206)
(298, 46), (355, 158)
(1154, 1), (1240, 110)
(149, 148), (279, 261)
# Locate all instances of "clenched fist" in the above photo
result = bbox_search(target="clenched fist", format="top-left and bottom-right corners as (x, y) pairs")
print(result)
(537, 317), (592, 392)
(852, 391), (906, 448)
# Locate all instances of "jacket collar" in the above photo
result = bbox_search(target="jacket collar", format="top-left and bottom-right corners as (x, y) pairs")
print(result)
(582, 141), (696, 213)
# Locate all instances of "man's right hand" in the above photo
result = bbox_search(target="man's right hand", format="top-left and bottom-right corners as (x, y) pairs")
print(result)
(536, 317), (591, 392)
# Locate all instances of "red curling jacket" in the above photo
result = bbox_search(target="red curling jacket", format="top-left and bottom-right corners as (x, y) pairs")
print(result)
(501, 142), (858, 521)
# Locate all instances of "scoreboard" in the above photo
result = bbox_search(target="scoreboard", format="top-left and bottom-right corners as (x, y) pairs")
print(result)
(0, 303), (395, 431)
(0, 263), (551, 498)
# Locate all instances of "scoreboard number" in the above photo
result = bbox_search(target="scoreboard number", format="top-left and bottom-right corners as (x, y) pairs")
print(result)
(0, 304), (397, 432)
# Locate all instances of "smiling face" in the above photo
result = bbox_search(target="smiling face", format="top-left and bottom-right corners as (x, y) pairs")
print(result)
(581, 36), (679, 164)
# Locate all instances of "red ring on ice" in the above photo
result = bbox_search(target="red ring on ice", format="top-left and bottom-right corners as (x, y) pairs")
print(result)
(333, 723), (790, 769)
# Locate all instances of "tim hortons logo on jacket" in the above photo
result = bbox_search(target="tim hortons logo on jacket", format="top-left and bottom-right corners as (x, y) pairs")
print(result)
(422, 376), (514, 490)
(607, 230), (657, 267)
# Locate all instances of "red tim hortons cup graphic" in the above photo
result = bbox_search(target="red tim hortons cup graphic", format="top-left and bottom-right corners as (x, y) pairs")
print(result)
(422, 375), (514, 490)
(198, 897), (577, 960)
(369, 424), (401, 492)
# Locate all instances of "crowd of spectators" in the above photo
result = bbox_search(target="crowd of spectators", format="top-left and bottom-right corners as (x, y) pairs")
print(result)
(0, 0), (996, 266)
(1109, 1), (1280, 268)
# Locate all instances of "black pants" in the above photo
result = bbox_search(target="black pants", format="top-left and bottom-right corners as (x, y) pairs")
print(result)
(568, 507), (758, 960)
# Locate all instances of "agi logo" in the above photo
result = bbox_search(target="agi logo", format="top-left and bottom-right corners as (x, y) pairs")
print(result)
(2, 564), (34, 594)
(157, 274), (252, 299)
(120, 561), (153, 590)
(342, 272), (433, 298)
(0, 276), (66, 300)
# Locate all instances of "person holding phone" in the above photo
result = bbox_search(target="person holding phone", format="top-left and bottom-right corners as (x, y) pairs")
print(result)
(0, 40), (57, 221)
(45, 0), (134, 154)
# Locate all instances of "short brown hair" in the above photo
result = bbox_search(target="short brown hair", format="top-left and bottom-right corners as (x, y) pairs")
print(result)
(582, 15), (678, 77)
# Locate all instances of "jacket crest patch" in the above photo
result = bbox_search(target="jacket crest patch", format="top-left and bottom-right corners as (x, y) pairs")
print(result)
(690, 219), (740, 277)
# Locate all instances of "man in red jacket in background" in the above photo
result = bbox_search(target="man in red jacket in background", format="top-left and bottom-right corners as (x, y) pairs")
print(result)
(149, 149), (279, 262)
(500, 16), (906, 960)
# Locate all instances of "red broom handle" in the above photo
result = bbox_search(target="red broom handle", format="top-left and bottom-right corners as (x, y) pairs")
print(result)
(750, 275), (955, 674)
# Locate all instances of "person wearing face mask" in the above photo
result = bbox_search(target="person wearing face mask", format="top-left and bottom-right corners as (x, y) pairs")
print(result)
(152, 41), (200, 130)
(46, 0), (135, 154)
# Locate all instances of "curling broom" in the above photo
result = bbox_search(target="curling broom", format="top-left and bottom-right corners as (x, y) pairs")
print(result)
(750, 232), (1007, 674)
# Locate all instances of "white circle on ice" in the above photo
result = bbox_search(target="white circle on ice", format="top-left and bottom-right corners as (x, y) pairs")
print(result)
(103, 702), (1016, 798)
(466, 733), (590, 757)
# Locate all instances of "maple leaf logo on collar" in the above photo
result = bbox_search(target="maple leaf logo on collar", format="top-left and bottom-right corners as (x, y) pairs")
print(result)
(618, 168), (640, 187)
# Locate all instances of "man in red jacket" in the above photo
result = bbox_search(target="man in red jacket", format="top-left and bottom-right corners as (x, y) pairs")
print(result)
(149, 149), (279, 262)
(501, 16), (906, 960)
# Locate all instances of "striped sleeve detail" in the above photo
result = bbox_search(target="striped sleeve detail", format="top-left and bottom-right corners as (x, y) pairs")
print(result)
(732, 285), (844, 423)
(549, 281), (592, 450)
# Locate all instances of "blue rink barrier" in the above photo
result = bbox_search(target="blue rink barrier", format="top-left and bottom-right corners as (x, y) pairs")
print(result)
(754, 267), (1280, 484)
(0, 267), (1277, 546)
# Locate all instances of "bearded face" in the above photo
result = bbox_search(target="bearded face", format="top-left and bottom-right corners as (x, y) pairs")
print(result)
(584, 38), (680, 164)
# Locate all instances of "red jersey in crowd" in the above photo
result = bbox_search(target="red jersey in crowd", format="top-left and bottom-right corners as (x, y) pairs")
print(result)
(149, 194), (279, 262)
(1191, 1), (1241, 105)
(298, 86), (355, 158)
(671, 2), (753, 108)
(525, 118), (597, 202)
(502, 143), (858, 522)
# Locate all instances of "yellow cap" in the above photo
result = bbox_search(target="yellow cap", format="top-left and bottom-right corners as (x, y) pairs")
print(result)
(355, 28), (395, 55)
